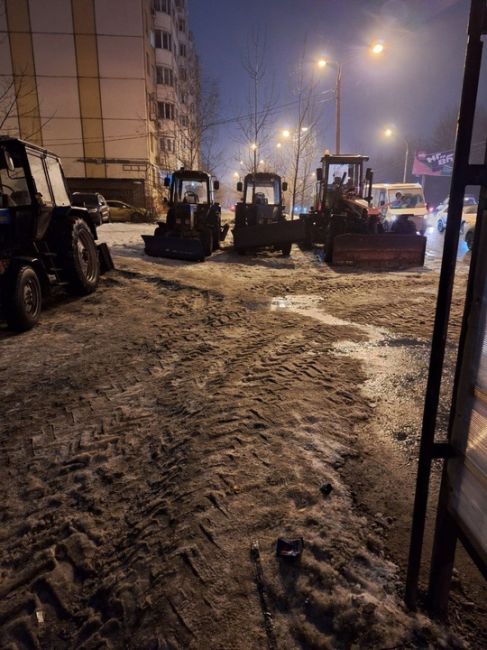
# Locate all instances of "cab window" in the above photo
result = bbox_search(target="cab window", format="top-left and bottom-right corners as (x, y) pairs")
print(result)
(27, 153), (53, 206)
(46, 157), (70, 206)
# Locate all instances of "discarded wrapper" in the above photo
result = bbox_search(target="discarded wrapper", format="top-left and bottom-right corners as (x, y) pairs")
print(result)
(275, 537), (304, 558)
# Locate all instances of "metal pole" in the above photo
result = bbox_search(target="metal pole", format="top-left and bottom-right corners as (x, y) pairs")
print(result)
(405, 0), (485, 611)
(403, 140), (409, 183)
(335, 64), (341, 154)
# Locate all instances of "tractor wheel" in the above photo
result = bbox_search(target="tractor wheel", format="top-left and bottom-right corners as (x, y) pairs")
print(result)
(4, 265), (42, 331)
(281, 243), (292, 257)
(201, 229), (213, 257)
(465, 231), (474, 251)
(59, 217), (100, 295)
(212, 226), (221, 251)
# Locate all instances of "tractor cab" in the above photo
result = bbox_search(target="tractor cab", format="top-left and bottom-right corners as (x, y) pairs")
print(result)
(236, 173), (288, 227)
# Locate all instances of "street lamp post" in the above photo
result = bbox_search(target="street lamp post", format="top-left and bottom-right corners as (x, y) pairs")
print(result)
(318, 59), (341, 154)
(384, 128), (410, 182)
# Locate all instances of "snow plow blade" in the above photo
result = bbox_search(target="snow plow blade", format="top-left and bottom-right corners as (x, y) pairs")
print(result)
(233, 219), (307, 249)
(331, 234), (426, 268)
(142, 234), (205, 261)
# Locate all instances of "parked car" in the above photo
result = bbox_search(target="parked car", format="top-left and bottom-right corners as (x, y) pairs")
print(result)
(106, 200), (148, 223)
(435, 194), (477, 232)
(463, 205), (486, 250)
(71, 192), (110, 226)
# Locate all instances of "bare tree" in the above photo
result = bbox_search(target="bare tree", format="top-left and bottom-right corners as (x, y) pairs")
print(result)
(238, 28), (276, 174)
(285, 53), (320, 217)
(176, 61), (222, 173)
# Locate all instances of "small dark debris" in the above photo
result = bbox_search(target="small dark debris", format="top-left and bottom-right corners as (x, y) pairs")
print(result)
(320, 483), (333, 497)
(276, 537), (304, 559)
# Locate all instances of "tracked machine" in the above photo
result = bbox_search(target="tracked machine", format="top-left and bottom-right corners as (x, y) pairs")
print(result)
(232, 172), (306, 256)
(142, 169), (228, 262)
(300, 154), (426, 267)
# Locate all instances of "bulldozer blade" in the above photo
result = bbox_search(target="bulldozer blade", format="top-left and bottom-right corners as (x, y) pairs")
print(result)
(331, 234), (426, 268)
(233, 219), (307, 249)
(142, 234), (205, 261)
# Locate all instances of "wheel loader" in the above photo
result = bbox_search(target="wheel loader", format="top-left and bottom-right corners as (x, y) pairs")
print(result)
(232, 172), (306, 256)
(300, 153), (426, 267)
(142, 169), (228, 262)
(0, 137), (113, 331)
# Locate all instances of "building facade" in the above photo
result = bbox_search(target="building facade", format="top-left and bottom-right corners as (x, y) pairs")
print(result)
(0, 0), (199, 211)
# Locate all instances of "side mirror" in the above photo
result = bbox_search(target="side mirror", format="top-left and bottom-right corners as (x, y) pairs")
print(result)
(365, 167), (373, 181)
(213, 180), (220, 191)
(380, 200), (385, 206)
(163, 176), (171, 188)
(1, 147), (15, 172)
(316, 168), (323, 182)
(237, 181), (243, 192)
(282, 181), (288, 192)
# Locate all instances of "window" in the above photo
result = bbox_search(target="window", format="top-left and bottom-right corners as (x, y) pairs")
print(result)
(46, 157), (69, 206)
(158, 101), (175, 120)
(160, 137), (175, 153)
(179, 43), (186, 57)
(153, 0), (171, 13)
(27, 154), (53, 206)
(181, 91), (187, 104)
(155, 30), (172, 51)
(156, 66), (174, 86)
(179, 67), (187, 82)
(180, 114), (189, 127)
(179, 19), (186, 32)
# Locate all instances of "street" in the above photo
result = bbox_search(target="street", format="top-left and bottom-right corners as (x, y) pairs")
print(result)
(0, 224), (485, 649)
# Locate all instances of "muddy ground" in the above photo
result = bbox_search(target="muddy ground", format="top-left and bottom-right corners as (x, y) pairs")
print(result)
(0, 229), (485, 649)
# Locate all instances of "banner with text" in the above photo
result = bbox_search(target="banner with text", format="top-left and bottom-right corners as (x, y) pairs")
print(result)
(412, 150), (454, 176)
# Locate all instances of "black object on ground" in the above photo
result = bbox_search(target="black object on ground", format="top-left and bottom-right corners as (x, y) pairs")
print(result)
(320, 483), (333, 497)
(275, 537), (304, 558)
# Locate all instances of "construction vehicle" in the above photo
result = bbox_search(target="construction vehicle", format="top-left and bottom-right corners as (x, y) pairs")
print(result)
(0, 137), (113, 332)
(300, 153), (426, 267)
(142, 169), (228, 262)
(232, 172), (306, 256)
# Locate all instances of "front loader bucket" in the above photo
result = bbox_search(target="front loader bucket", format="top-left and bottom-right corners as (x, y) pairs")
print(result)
(331, 234), (426, 268)
(142, 234), (205, 262)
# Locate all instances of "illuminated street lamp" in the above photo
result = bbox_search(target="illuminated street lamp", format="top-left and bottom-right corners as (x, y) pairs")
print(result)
(371, 40), (384, 55)
(282, 129), (291, 139)
(384, 127), (410, 183)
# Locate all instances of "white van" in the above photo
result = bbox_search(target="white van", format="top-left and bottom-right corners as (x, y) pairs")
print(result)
(370, 183), (428, 234)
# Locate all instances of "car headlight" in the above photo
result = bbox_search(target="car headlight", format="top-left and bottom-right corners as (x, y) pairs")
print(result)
(390, 215), (397, 222)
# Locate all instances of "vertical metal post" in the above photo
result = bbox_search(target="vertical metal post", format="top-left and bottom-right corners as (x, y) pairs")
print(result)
(405, 0), (485, 611)
(335, 64), (341, 154)
(403, 140), (409, 183)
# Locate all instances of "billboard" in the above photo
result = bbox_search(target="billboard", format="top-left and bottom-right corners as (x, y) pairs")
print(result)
(412, 150), (454, 176)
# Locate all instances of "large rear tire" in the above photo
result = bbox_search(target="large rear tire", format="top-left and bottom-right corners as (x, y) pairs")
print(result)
(59, 217), (100, 295)
(4, 265), (42, 331)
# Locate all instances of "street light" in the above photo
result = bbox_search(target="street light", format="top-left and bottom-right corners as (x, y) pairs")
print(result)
(371, 40), (384, 55)
(384, 128), (410, 183)
(317, 58), (342, 154)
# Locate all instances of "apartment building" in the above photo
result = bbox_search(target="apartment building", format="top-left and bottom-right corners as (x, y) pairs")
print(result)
(0, 0), (199, 210)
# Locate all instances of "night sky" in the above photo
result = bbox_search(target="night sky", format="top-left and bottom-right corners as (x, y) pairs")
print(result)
(188, 0), (486, 182)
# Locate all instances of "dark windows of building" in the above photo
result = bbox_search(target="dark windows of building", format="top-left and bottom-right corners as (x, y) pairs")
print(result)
(160, 137), (175, 153)
(179, 67), (187, 82)
(154, 29), (172, 51)
(158, 102), (175, 120)
(156, 66), (174, 86)
(153, 0), (171, 14)
(179, 19), (186, 32)
(179, 43), (186, 57)
(180, 114), (189, 127)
